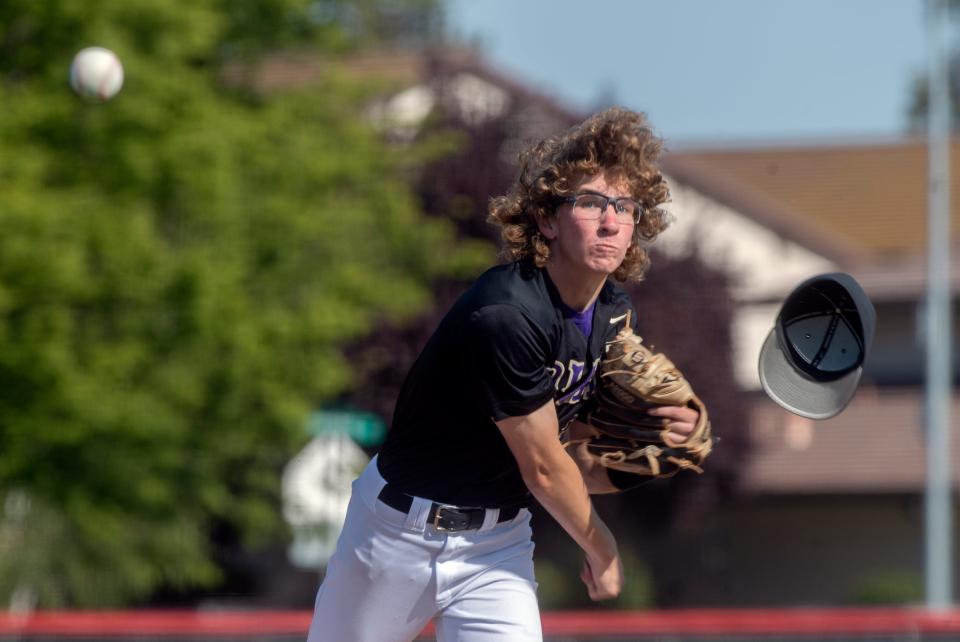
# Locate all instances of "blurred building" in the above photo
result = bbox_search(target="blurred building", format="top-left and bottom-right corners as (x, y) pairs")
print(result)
(659, 142), (960, 606)
(242, 46), (959, 607)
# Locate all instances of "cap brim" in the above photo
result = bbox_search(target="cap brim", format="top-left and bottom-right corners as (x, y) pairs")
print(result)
(758, 329), (862, 420)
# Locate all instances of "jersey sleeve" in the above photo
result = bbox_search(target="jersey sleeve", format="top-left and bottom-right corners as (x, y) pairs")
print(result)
(466, 304), (555, 421)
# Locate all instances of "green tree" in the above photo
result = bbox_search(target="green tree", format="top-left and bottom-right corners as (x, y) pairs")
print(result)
(0, 0), (484, 607)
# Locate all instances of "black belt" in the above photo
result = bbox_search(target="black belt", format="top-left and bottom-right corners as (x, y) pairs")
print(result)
(377, 483), (523, 532)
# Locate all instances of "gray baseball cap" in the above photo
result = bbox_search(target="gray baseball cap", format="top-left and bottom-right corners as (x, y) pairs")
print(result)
(758, 273), (876, 419)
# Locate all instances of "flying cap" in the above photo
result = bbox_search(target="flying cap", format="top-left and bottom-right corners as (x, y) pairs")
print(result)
(758, 273), (876, 419)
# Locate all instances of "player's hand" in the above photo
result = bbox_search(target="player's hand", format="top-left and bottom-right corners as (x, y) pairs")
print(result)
(580, 553), (624, 601)
(648, 404), (699, 444)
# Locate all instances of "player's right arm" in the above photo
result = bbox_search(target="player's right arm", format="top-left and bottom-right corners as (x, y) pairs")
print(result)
(468, 303), (623, 600)
(496, 402), (623, 601)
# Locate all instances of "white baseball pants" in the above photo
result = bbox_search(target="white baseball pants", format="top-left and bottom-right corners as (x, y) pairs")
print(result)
(306, 456), (541, 642)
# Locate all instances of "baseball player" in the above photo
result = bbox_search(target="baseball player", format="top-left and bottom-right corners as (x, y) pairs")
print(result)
(305, 107), (700, 642)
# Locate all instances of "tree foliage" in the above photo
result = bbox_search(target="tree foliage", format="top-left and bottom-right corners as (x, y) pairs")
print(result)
(0, 0), (479, 607)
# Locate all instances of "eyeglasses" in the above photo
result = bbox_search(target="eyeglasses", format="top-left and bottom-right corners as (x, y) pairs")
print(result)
(561, 192), (643, 225)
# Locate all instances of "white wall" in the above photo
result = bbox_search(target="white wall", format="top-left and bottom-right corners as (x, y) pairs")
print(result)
(659, 178), (838, 388)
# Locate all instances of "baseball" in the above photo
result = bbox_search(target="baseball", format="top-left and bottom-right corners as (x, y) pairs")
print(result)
(69, 47), (124, 101)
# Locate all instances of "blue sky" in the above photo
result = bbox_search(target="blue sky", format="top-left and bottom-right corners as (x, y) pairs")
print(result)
(445, 0), (928, 148)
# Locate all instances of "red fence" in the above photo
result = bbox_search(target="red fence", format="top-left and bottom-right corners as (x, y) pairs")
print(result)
(2, 608), (960, 641)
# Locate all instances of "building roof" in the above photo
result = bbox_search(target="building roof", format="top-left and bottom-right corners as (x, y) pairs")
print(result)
(220, 49), (426, 93)
(221, 46), (582, 123)
(742, 386), (960, 494)
(661, 155), (867, 269)
(231, 48), (953, 302)
(666, 141), (960, 259)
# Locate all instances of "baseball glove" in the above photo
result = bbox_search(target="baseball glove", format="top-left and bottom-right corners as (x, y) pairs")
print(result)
(568, 312), (713, 478)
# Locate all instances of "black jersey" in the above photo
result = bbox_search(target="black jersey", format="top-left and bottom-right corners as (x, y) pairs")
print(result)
(376, 260), (636, 507)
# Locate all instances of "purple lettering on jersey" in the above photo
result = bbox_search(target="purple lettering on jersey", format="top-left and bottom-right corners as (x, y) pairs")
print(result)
(561, 360), (586, 391)
(555, 357), (600, 405)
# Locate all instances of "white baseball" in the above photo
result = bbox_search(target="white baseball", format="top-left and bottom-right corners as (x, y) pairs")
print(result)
(69, 47), (124, 101)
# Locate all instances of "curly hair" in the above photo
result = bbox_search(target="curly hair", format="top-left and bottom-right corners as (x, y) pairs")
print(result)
(488, 107), (671, 282)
